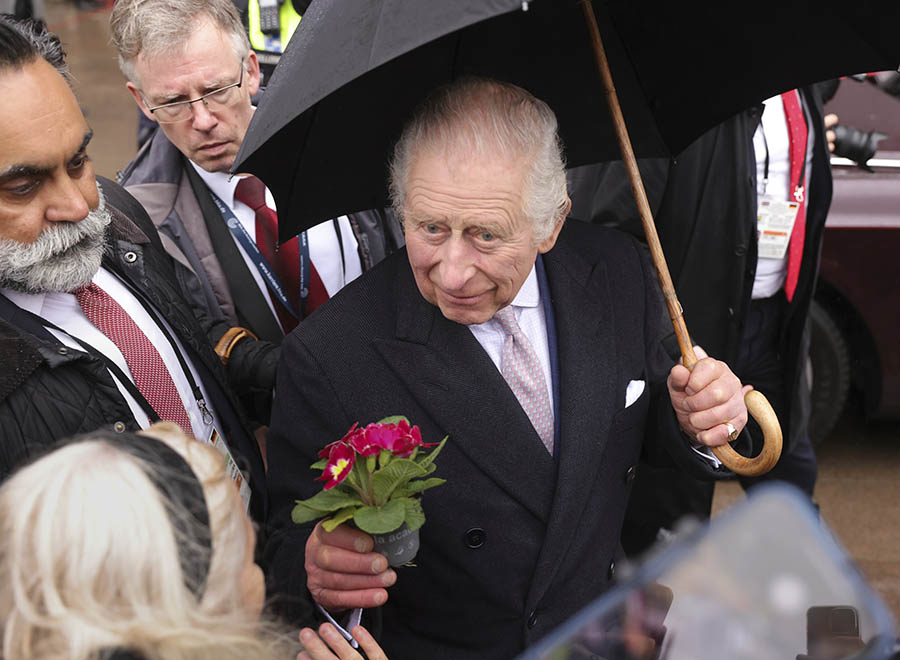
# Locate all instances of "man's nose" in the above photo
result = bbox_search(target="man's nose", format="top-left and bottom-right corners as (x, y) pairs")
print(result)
(437, 237), (477, 291)
(190, 98), (218, 131)
(45, 176), (91, 223)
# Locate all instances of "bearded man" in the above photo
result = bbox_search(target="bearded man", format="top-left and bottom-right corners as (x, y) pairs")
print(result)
(0, 16), (266, 523)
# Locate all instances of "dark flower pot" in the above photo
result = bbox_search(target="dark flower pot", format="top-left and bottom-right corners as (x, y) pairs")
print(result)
(372, 523), (419, 566)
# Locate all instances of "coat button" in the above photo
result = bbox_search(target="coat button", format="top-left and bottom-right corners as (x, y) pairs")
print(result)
(608, 559), (616, 581)
(464, 527), (486, 549)
(113, 422), (126, 433)
(734, 244), (747, 256)
(624, 465), (637, 484)
(124, 251), (138, 263)
(57, 347), (69, 355)
(527, 610), (538, 629)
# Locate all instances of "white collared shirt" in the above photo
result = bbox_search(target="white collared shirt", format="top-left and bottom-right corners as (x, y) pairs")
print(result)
(467, 265), (555, 416)
(751, 93), (816, 299)
(191, 163), (363, 329)
(2, 267), (223, 442)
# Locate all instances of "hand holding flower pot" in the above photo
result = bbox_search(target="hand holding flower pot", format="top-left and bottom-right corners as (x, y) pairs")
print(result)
(292, 416), (446, 566)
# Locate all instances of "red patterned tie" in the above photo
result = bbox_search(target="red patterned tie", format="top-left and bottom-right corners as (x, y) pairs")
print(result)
(494, 306), (554, 454)
(781, 90), (809, 302)
(75, 283), (194, 437)
(234, 175), (329, 333)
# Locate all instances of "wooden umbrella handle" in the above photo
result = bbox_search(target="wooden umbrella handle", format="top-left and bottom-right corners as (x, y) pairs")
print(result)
(580, 0), (782, 476)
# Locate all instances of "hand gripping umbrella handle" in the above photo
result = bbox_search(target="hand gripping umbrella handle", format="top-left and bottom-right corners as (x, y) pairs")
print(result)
(581, 1), (783, 476)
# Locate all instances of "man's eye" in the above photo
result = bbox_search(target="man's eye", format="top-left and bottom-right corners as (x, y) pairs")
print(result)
(479, 231), (495, 242)
(3, 180), (38, 197)
(69, 154), (89, 172)
(424, 224), (440, 234)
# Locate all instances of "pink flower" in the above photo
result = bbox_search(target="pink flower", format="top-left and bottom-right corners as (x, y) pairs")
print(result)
(364, 420), (437, 458)
(315, 441), (355, 490)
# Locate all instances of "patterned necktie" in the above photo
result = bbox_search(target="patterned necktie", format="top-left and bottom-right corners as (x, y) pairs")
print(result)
(234, 175), (329, 333)
(781, 90), (809, 302)
(494, 306), (554, 454)
(75, 283), (194, 437)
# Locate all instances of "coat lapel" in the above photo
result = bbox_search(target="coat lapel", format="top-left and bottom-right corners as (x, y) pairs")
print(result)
(525, 231), (619, 611)
(373, 262), (557, 524)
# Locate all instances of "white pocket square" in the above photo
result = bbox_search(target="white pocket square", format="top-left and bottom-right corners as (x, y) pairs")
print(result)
(625, 380), (645, 408)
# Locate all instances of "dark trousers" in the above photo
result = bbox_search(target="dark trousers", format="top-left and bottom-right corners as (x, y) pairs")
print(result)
(734, 292), (818, 497)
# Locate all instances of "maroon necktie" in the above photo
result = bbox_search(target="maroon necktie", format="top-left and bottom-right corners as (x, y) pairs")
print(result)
(75, 283), (194, 437)
(781, 90), (809, 302)
(234, 175), (329, 333)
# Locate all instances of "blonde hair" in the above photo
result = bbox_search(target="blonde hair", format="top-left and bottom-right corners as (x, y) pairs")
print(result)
(0, 423), (296, 660)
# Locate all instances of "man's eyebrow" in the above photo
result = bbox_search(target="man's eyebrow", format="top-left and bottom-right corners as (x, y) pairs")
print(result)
(0, 163), (51, 182)
(76, 129), (94, 155)
(0, 130), (94, 183)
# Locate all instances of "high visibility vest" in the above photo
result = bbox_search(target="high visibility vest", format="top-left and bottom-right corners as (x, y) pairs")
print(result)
(247, 0), (302, 55)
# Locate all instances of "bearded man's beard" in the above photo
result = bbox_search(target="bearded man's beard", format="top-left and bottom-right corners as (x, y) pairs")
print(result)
(0, 195), (112, 294)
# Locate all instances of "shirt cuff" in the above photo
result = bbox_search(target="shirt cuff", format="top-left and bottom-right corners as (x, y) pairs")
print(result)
(690, 443), (723, 468)
(316, 604), (363, 648)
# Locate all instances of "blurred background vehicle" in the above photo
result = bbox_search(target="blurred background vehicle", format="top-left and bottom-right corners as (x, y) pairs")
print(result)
(808, 73), (900, 442)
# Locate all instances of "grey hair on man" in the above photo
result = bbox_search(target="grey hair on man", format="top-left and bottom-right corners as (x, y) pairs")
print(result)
(109, 0), (250, 86)
(0, 14), (69, 79)
(389, 77), (569, 243)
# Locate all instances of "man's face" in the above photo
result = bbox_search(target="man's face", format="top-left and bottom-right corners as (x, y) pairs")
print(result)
(0, 58), (106, 293)
(403, 150), (564, 326)
(127, 18), (260, 173)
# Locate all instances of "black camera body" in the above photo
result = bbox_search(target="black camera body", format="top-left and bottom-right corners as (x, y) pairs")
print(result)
(832, 124), (887, 170)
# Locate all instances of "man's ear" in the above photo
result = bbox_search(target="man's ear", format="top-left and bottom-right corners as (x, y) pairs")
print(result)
(245, 51), (262, 98)
(126, 82), (156, 122)
(537, 197), (571, 254)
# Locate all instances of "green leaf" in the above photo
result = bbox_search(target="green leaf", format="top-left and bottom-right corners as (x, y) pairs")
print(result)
(353, 500), (405, 534)
(292, 502), (326, 525)
(294, 488), (363, 513)
(397, 496), (426, 531)
(310, 458), (327, 470)
(366, 454), (377, 474)
(370, 458), (428, 505)
(415, 436), (448, 471)
(376, 415), (410, 425)
(393, 477), (446, 499)
(322, 506), (357, 532)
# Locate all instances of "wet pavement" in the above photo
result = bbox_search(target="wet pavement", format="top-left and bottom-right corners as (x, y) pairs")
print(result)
(42, 0), (900, 627)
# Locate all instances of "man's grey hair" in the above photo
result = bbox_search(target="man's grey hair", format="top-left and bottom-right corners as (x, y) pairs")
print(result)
(389, 78), (569, 243)
(0, 15), (69, 80)
(109, 0), (250, 86)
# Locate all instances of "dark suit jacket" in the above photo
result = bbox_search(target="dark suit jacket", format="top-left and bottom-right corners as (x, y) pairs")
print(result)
(264, 220), (732, 660)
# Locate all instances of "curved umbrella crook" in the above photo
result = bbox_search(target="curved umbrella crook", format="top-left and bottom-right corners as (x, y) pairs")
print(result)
(580, 0), (782, 476)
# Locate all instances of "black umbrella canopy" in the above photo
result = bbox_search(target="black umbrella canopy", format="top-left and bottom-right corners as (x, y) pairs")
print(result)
(235, 0), (900, 241)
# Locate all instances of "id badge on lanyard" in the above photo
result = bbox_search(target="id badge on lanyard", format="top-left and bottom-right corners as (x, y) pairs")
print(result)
(756, 124), (805, 260)
(757, 194), (802, 259)
(209, 427), (252, 512)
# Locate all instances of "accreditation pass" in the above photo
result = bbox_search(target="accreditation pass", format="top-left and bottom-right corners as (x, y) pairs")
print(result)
(209, 428), (252, 512)
(757, 194), (801, 260)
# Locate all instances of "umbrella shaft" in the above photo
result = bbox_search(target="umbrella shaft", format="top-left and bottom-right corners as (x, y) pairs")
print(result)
(580, 0), (697, 369)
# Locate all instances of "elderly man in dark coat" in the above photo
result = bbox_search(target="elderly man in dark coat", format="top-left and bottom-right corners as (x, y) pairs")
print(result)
(263, 78), (753, 660)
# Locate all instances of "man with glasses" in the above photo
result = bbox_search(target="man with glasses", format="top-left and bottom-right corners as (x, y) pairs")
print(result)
(111, 0), (402, 427)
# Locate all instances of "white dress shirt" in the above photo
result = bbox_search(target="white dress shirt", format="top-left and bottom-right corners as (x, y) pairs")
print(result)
(751, 93), (816, 299)
(2, 267), (223, 442)
(191, 163), (364, 329)
(467, 265), (555, 416)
